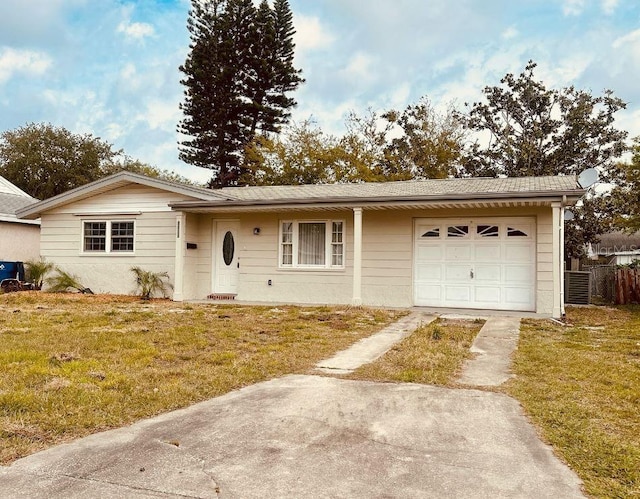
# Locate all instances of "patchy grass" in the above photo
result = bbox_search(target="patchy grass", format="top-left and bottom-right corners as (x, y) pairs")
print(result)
(348, 318), (484, 385)
(504, 306), (640, 498)
(0, 292), (403, 464)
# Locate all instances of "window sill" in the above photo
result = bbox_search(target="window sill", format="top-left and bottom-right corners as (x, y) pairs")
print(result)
(278, 266), (345, 272)
(79, 252), (136, 257)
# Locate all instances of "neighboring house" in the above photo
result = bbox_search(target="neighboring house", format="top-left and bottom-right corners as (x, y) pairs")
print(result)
(17, 172), (585, 317)
(590, 231), (640, 265)
(0, 175), (40, 262)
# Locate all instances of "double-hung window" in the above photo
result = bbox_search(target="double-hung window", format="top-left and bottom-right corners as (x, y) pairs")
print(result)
(83, 220), (135, 254)
(280, 220), (344, 269)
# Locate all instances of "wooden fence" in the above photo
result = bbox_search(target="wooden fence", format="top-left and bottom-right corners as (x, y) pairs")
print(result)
(615, 268), (640, 305)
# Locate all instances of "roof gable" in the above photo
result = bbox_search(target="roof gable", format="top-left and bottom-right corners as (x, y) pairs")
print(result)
(17, 171), (223, 220)
(0, 175), (39, 224)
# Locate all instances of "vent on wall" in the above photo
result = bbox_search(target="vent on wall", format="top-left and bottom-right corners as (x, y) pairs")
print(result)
(564, 271), (591, 305)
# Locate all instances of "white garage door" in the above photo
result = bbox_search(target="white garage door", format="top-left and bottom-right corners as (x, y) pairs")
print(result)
(414, 217), (536, 311)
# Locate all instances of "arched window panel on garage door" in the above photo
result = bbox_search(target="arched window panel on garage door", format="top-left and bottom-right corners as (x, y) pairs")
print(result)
(477, 225), (499, 237)
(447, 225), (469, 238)
(507, 226), (531, 238)
(420, 227), (440, 238)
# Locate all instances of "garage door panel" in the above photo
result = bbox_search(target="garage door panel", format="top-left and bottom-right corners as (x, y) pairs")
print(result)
(505, 265), (532, 283)
(504, 287), (533, 305)
(416, 285), (442, 301)
(475, 244), (501, 261)
(475, 264), (501, 282)
(505, 244), (531, 262)
(416, 264), (442, 281)
(446, 244), (472, 260)
(445, 265), (472, 280)
(474, 286), (501, 304)
(417, 245), (443, 260)
(445, 286), (471, 302)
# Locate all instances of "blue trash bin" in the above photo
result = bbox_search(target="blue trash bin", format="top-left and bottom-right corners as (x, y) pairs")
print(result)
(0, 261), (25, 281)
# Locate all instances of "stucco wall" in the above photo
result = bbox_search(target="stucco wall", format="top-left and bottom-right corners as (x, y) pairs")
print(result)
(0, 222), (40, 262)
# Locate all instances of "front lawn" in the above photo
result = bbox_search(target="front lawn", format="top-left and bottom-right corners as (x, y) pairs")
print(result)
(504, 306), (640, 498)
(0, 292), (402, 464)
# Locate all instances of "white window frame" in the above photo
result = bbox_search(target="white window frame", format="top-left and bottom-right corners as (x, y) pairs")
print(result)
(279, 219), (345, 269)
(81, 220), (136, 255)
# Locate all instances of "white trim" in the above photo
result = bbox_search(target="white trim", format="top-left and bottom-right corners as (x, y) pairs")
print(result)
(278, 219), (346, 270)
(173, 212), (186, 301)
(17, 171), (223, 220)
(551, 203), (562, 318)
(80, 219), (136, 255)
(352, 208), (363, 305)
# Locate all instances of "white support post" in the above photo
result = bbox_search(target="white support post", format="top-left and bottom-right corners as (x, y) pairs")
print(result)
(352, 207), (363, 306)
(173, 212), (185, 302)
(551, 202), (562, 318)
(560, 205), (566, 317)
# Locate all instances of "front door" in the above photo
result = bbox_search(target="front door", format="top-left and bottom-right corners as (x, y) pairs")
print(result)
(213, 220), (240, 294)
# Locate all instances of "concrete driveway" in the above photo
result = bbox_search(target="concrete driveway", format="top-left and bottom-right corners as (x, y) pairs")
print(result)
(0, 375), (583, 498)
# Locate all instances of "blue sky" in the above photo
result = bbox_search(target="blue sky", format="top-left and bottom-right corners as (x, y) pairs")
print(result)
(1, 0), (639, 183)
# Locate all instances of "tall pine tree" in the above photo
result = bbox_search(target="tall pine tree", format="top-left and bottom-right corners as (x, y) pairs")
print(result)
(179, 0), (303, 187)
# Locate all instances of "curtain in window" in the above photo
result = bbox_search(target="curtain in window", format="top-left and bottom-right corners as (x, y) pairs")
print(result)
(298, 223), (325, 265)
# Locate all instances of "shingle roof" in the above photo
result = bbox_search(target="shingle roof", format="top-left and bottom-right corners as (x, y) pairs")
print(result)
(214, 175), (579, 202)
(0, 176), (38, 222)
(594, 231), (640, 253)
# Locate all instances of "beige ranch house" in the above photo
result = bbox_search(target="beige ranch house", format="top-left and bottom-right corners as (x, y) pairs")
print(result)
(17, 172), (584, 317)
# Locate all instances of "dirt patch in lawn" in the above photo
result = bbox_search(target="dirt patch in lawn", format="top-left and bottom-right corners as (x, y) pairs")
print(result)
(0, 292), (404, 464)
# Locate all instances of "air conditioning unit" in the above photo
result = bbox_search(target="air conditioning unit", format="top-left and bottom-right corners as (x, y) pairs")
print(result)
(564, 271), (591, 305)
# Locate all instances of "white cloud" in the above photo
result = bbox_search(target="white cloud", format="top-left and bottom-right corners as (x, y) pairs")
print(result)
(293, 14), (335, 52)
(139, 99), (181, 130)
(117, 21), (155, 41)
(613, 29), (640, 49)
(602, 0), (619, 15)
(0, 47), (51, 83)
(341, 52), (375, 83)
(563, 0), (585, 16)
(502, 26), (519, 40)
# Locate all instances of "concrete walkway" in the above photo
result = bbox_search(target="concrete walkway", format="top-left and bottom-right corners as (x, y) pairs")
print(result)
(0, 312), (585, 498)
(457, 316), (522, 386)
(315, 311), (436, 374)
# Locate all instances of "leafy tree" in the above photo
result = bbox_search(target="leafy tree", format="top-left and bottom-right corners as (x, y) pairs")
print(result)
(102, 158), (198, 186)
(0, 123), (198, 199)
(383, 99), (466, 179)
(336, 110), (408, 182)
(242, 100), (467, 186)
(178, 0), (303, 188)
(0, 123), (119, 199)
(610, 137), (640, 232)
(458, 61), (627, 180)
(241, 121), (339, 185)
(457, 61), (629, 256)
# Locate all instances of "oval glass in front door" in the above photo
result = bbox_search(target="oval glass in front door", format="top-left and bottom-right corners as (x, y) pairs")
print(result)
(222, 231), (234, 266)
